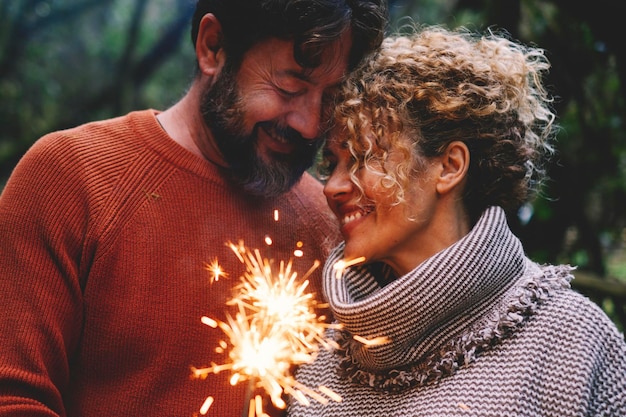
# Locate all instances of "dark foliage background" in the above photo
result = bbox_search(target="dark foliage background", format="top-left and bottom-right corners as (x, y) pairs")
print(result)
(1, 0), (625, 330)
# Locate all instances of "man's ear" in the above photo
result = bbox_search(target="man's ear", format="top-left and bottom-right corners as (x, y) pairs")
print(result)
(195, 13), (225, 77)
(436, 140), (470, 195)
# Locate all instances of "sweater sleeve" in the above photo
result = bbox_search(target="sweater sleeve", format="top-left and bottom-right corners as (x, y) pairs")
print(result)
(0, 132), (87, 416)
(587, 305), (626, 415)
(552, 289), (626, 416)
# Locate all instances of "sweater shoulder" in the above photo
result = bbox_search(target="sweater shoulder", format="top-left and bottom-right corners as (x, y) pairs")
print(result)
(522, 284), (626, 361)
(544, 285), (621, 331)
(29, 110), (154, 165)
(19, 109), (166, 189)
(3, 110), (169, 231)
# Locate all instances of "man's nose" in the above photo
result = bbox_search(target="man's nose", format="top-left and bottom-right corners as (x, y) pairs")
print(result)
(287, 95), (322, 140)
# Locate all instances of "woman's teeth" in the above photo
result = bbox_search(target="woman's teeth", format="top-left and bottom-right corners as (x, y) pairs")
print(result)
(342, 212), (363, 225)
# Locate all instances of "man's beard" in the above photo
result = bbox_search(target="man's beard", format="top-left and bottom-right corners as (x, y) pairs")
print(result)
(200, 62), (322, 198)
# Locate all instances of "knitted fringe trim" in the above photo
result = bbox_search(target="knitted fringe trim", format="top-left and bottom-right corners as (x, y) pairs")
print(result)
(335, 264), (574, 392)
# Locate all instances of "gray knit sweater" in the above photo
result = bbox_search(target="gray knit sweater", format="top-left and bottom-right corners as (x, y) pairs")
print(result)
(289, 207), (626, 417)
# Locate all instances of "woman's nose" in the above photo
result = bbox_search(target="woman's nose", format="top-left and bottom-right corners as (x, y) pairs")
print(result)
(323, 165), (352, 201)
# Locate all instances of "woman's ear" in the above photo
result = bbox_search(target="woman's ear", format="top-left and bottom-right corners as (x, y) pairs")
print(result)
(195, 13), (225, 77)
(436, 140), (470, 195)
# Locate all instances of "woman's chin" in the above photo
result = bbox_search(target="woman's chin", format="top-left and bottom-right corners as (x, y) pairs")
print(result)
(342, 242), (368, 264)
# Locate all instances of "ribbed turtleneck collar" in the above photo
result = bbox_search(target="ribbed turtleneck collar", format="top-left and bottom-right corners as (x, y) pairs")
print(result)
(321, 207), (572, 390)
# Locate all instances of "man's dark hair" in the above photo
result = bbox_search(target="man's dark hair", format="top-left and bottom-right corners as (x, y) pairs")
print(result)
(191, 0), (387, 70)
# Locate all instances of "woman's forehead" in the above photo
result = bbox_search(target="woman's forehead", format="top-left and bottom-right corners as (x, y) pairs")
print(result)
(323, 135), (348, 154)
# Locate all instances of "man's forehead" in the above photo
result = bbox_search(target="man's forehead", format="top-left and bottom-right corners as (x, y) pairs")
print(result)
(283, 32), (352, 82)
(281, 65), (347, 86)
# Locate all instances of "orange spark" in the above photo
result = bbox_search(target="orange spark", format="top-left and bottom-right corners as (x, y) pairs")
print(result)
(205, 258), (228, 284)
(332, 256), (366, 279)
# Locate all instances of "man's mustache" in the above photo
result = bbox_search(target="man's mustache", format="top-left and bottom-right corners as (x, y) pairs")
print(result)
(257, 121), (322, 148)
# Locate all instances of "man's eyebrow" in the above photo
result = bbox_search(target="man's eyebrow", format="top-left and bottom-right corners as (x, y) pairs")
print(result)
(282, 67), (346, 87)
(283, 68), (313, 83)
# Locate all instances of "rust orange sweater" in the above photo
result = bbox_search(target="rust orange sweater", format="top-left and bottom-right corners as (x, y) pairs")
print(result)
(0, 110), (339, 416)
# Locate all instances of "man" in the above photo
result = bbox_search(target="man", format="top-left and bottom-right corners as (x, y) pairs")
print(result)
(0, 1), (387, 416)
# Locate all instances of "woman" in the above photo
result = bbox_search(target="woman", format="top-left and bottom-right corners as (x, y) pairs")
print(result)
(288, 26), (626, 416)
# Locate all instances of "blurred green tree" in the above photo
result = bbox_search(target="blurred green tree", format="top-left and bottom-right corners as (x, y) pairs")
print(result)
(0, 0), (196, 184)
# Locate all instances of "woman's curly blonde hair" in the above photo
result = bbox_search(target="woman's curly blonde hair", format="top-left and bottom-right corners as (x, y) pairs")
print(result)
(323, 25), (557, 223)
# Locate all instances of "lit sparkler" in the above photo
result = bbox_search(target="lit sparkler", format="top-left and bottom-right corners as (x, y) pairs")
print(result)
(193, 242), (342, 416)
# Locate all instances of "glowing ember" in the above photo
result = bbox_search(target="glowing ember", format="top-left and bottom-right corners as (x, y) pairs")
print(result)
(199, 396), (214, 415)
(205, 258), (228, 284)
(201, 316), (218, 328)
(352, 334), (390, 346)
(332, 256), (366, 279)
